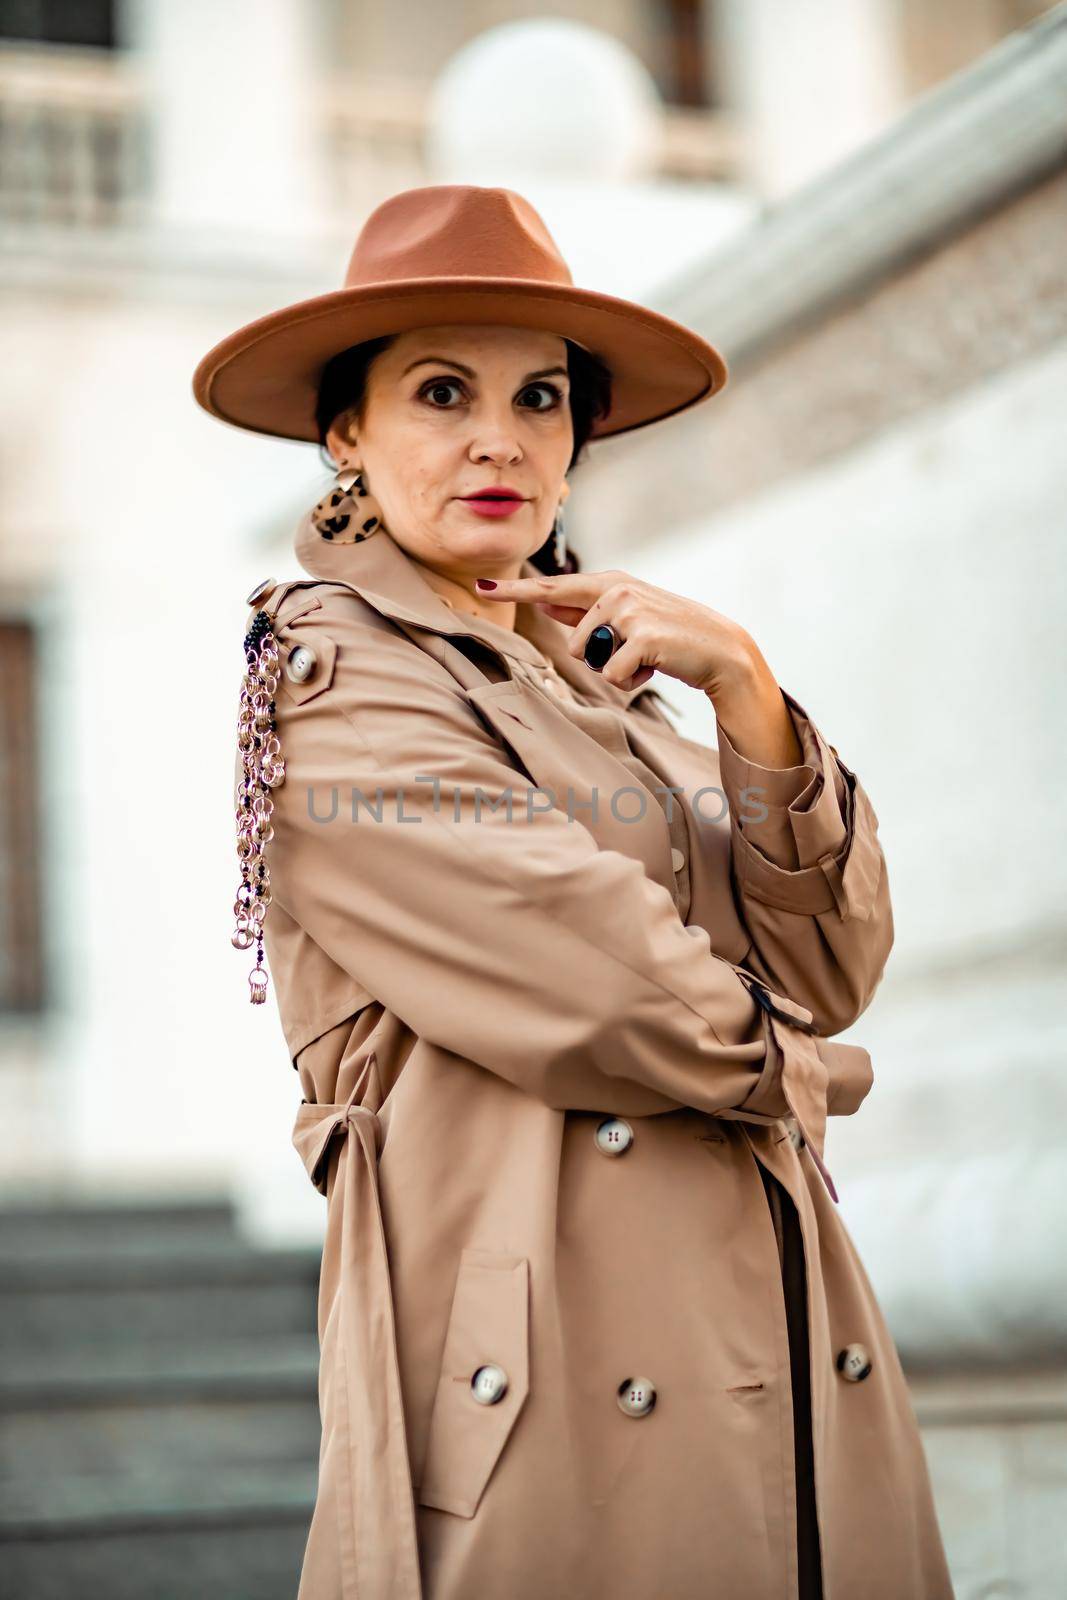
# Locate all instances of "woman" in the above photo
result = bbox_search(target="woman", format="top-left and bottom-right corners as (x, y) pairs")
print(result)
(194, 185), (955, 1599)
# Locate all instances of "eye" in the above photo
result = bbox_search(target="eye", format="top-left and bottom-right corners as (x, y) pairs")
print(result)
(419, 377), (466, 408)
(517, 383), (563, 411)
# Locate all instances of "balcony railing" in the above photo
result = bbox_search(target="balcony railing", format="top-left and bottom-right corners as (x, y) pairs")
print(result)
(0, 45), (150, 227)
(0, 44), (742, 234)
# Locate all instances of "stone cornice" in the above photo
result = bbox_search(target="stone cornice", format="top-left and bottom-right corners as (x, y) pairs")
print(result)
(649, 4), (1067, 371)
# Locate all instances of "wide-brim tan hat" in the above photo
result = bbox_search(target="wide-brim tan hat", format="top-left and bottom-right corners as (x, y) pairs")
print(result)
(191, 184), (728, 444)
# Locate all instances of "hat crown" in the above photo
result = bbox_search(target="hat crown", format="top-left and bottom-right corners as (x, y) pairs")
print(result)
(344, 185), (574, 291)
(192, 183), (727, 444)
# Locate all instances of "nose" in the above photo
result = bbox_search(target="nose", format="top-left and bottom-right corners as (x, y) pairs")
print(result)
(467, 403), (523, 467)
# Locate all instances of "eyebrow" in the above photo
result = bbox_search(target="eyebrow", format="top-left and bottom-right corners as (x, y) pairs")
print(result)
(401, 356), (569, 383)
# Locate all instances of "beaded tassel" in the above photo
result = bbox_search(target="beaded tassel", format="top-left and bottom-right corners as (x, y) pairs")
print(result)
(233, 608), (286, 1003)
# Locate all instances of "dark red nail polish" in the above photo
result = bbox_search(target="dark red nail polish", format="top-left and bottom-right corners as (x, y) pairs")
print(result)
(475, 579), (497, 590)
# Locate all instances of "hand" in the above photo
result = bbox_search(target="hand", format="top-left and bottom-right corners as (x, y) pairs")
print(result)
(473, 568), (804, 770)
(474, 568), (754, 696)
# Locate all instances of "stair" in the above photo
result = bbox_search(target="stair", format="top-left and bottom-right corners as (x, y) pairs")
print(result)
(0, 1196), (323, 1600)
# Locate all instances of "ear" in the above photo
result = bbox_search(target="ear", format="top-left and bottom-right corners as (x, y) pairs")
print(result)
(325, 409), (358, 465)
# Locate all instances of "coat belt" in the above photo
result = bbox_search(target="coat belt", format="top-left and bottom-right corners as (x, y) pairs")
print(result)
(292, 1058), (424, 1600)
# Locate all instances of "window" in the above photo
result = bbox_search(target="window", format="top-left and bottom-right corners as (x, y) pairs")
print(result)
(0, 621), (45, 1012)
(0, 0), (116, 49)
(659, 0), (712, 108)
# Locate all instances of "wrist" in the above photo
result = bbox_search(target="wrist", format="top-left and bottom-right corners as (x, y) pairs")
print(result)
(700, 632), (762, 710)
(704, 638), (803, 770)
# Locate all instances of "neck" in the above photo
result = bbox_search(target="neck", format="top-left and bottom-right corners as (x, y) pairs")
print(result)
(407, 552), (519, 631)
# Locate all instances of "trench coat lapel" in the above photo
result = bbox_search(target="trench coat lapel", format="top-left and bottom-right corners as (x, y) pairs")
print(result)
(293, 513), (658, 709)
(293, 516), (680, 896)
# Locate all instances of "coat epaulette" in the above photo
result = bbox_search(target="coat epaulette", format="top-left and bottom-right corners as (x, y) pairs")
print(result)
(231, 575), (297, 1005)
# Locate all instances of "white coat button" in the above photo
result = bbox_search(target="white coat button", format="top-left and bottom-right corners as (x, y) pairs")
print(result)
(595, 1117), (634, 1156)
(617, 1377), (657, 1417)
(539, 670), (573, 701)
(245, 576), (275, 606)
(836, 1344), (872, 1382)
(285, 645), (318, 683)
(671, 847), (685, 873)
(470, 1363), (509, 1404)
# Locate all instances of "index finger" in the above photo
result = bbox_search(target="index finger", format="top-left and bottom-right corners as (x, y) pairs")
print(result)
(474, 572), (601, 600)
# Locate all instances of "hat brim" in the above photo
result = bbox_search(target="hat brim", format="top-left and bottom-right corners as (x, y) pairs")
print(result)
(191, 277), (728, 444)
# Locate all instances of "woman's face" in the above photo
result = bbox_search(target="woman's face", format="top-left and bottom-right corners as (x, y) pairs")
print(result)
(325, 324), (573, 580)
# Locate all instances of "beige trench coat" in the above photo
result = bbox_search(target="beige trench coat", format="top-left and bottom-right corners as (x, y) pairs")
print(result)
(242, 513), (955, 1600)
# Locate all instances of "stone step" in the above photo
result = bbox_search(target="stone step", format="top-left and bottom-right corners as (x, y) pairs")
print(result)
(1, 1391), (322, 1484)
(0, 1200), (326, 1597)
(2, 1525), (310, 1600)
(0, 1334), (320, 1407)
(2, 1509), (312, 1600)
(0, 1244), (320, 1353)
(0, 1339), (322, 1481)
(0, 1458), (318, 1538)
(0, 1196), (246, 1258)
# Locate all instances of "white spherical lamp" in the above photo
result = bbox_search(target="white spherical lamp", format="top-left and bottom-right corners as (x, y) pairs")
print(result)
(427, 19), (663, 184)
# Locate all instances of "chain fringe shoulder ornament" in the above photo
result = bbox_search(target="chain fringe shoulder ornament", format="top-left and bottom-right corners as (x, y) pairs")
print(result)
(233, 579), (286, 1004)
(231, 466), (379, 1004)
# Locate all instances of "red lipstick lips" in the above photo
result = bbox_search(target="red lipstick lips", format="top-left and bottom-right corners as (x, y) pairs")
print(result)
(459, 487), (527, 519)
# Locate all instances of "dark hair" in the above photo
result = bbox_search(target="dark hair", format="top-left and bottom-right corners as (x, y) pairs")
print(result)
(314, 334), (613, 575)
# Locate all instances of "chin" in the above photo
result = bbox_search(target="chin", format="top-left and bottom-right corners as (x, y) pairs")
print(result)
(447, 522), (536, 564)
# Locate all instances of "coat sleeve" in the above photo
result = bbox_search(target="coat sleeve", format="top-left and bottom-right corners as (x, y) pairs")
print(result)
(255, 585), (855, 1187)
(713, 687), (894, 1036)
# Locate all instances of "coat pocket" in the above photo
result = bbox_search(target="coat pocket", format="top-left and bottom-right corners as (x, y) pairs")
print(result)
(416, 1247), (531, 1519)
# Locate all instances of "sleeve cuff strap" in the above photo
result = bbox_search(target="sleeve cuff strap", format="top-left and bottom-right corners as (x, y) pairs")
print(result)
(723, 693), (883, 922)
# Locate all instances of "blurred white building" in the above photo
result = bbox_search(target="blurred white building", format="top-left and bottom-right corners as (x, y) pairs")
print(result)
(1, 3), (1064, 1594)
(572, 18), (1067, 1595)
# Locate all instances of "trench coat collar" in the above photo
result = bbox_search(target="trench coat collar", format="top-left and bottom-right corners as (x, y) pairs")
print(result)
(293, 510), (656, 711)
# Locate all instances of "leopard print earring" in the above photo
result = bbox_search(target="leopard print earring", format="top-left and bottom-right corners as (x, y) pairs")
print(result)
(311, 460), (387, 543)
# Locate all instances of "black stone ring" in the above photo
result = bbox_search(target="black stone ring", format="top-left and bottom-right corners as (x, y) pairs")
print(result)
(583, 623), (621, 672)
